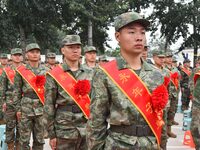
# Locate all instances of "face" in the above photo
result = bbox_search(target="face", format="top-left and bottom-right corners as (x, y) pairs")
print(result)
(172, 61), (178, 67)
(47, 57), (56, 65)
(141, 48), (148, 60)
(26, 49), (41, 62)
(195, 61), (200, 68)
(61, 44), (81, 62)
(0, 58), (8, 65)
(153, 56), (165, 67)
(11, 54), (23, 63)
(85, 51), (97, 63)
(115, 23), (146, 55)
(165, 56), (173, 64)
(185, 62), (190, 68)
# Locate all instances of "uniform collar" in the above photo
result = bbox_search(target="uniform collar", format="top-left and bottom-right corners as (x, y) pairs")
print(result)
(62, 62), (84, 72)
(116, 54), (153, 71)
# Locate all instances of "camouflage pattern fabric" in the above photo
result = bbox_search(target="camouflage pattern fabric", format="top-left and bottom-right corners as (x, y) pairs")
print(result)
(44, 63), (93, 150)
(86, 55), (165, 150)
(155, 66), (170, 150)
(0, 65), (20, 144)
(114, 11), (150, 31)
(0, 65), (5, 124)
(167, 66), (180, 126)
(13, 63), (47, 150)
(190, 71), (200, 149)
(180, 67), (191, 110)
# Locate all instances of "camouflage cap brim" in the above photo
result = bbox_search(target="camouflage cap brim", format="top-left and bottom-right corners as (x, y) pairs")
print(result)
(114, 12), (150, 31)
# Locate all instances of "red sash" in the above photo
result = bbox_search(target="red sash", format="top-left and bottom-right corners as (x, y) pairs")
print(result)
(169, 72), (179, 90)
(0, 68), (3, 76)
(100, 60), (162, 145)
(16, 65), (45, 105)
(47, 65), (90, 119)
(4, 67), (16, 84)
(194, 70), (200, 85)
(182, 67), (191, 76)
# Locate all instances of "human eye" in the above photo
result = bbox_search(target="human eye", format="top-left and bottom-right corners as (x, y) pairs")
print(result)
(141, 31), (145, 35)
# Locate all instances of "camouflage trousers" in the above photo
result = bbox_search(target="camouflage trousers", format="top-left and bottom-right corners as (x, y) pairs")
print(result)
(56, 135), (87, 150)
(167, 95), (178, 126)
(160, 108), (168, 150)
(190, 106), (200, 149)
(4, 105), (20, 144)
(0, 110), (5, 125)
(103, 132), (159, 150)
(19, 114), (44, 150)
(181, 88), (190, 110)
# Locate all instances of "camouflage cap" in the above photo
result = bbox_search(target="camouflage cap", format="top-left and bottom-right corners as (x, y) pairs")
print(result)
(183, 59), (191, 63)
(172, 56), (177, 62)
(84, 46), (97, 53)
(99, 55), (108, 61)
(47, 52), (56, 58)
(165, 51), (173, 57)
(0, 53), (8, 59)
(11, 48), (23, 55)
(114, 11), (150, 31)
(152, 49), (165, 57)
(61, 35), (81, 47)
(26, 43), (40, 52)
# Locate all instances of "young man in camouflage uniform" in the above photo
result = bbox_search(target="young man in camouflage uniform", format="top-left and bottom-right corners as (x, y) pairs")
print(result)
(13, 43), (46, 150)
(0, 48), (23, 150)
(0, 53), (8, 124)
(87, 12), (166, 150)
(46, 52), (57, 70)
(152, 49), (170, 149)
(190, 67), (200, 150)
(44, 35), (93, 150)
(83, 46), (97, 69)
(165, 51), (180, 138)
(180, 59), (191, 111)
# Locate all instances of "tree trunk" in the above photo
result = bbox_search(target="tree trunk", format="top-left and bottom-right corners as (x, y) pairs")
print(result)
(88, 18), (93, 46)
(19, 24), (26, 56)
(193, 0), (197, 67)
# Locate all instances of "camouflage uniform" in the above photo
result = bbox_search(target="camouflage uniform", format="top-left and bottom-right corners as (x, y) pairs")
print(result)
(0, 48), (23, 149)
(87, 55), (164, 150)
(151, 49), (170, 149)
(0, 53), (8, 124)
(44, 35), (93, 150)
(190, 67), (200, 150)
(46, 52), (57, 70)
(83, 45), (98, 70)
(165, 65), (180, 126)
(180, 59), (191, 111)
(13, 43), (47, 150)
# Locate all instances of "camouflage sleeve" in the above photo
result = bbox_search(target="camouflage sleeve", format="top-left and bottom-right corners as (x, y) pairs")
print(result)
(86, 68), (110, 150)
(44, 74), (57, 139)
(0, 71), (7, 105)
(189, 70), (195, 94)
(13, 71), (23, 112)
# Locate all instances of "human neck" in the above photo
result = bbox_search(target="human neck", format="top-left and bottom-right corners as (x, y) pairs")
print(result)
(12, 62), (21, 68)
(28, 61), (39, 68)
(121, 51), (142, 70)
(64, 59), (79, 71)
(155, 64), (162, 70)
(86, 61), (96, 68)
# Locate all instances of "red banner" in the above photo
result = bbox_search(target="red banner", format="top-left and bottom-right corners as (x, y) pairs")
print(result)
(0, 68), (3, 76)
(182, 68), (191, 77)
(47, 65), (90, 119)
(170, 72), (179, 90)
(16, 65), (45, 105)
(194, 70), (200, 85)
(4, 67), (16, 84)
(100, 60), (162, 145)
